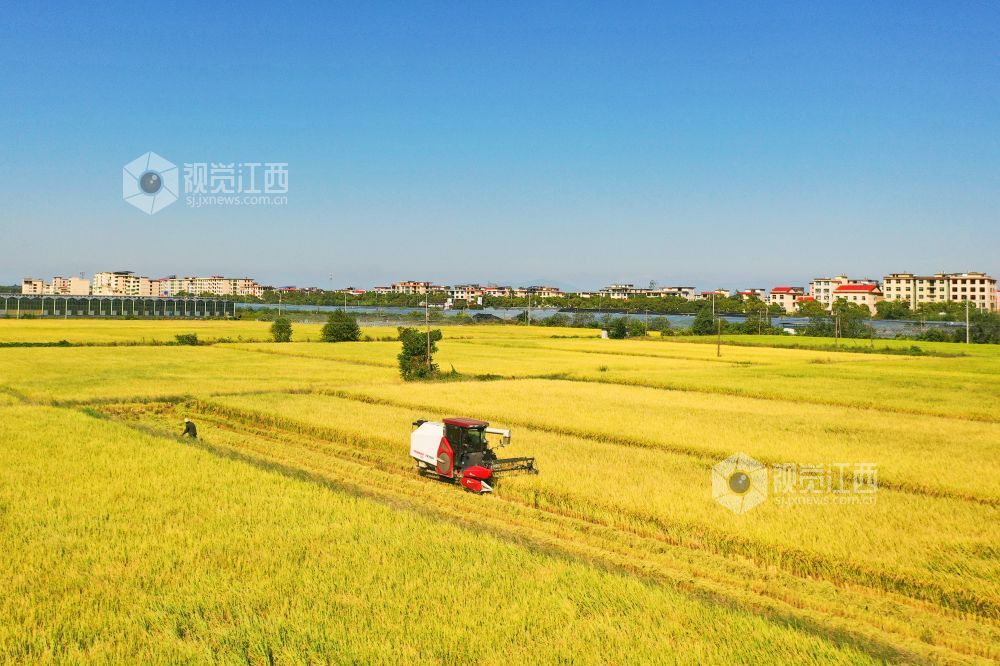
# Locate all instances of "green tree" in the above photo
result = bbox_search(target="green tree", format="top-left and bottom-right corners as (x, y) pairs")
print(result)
(321, 311), (361, 342)
(607, 317), (628, 339)
(627, 318), (647, 337)
(797, 300), (828, 318)
(831, 300), (874, 338)
(875, 300), (912, 320)
(270, 317), (292, 342)
(690, 309), (716, 335)
(397, 326), (443, 380)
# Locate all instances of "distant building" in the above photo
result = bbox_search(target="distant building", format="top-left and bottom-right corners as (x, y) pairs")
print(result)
(695, 289), (731, 301)
(151, 275), (263, 298)
(481, 285), (513, 298)
(768, 287), (805, 313)
(656, 286), (696, 300)
(51, 276), (90, 295)
(736, 288), (766, 301)
(598, 284), (635, 300)
(448, 285), (483, 302)
(597, 284), (693, 300)
(832, 283), (883, 314)
(92, 271), (155, 296)
(882, 272), (996, 311)
(20, 278), (46, 295)
(809, 275), (878, 310)
(391, 281), (445, 295)
(513, 286), (564, 299)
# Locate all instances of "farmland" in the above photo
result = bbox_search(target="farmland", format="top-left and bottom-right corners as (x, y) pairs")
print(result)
(1, 320), (997, 663)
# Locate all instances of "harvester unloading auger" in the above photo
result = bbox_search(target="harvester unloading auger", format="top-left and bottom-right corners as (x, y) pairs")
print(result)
(410, 417), (538, 494)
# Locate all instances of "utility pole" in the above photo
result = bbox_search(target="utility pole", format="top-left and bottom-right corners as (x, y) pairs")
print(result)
(425, 293), (431, 371)
(716, 315), (722, 357)
(277, 290), (282, 317)
(966, 298), (970, 344)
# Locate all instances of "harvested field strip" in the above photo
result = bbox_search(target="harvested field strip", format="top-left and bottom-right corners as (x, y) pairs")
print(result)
(181, 396), (999, 620)
(96, 401), (997, 663)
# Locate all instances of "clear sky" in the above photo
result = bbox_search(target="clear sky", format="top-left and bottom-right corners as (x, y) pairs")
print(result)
(1, 1), (997, 290)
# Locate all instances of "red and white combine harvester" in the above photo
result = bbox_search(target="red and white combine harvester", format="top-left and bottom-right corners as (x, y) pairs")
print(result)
(410, 417), (538, 493)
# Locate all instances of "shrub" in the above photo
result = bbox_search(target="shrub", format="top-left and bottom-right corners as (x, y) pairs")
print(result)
(321, 311), (361, 342)
(627, 319), (646, 337)
(690, 310), (715, 335)
(270, 318), (293, 343)
(174, 333), (199, 346)
(607, 318), (628, 339)
(397, 326), (442, 380)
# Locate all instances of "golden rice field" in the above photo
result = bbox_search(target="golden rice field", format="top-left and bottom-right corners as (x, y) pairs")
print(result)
(1, 320), (997, 664)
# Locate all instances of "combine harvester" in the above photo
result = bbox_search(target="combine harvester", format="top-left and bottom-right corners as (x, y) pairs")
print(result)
(410, 417), (538, 494)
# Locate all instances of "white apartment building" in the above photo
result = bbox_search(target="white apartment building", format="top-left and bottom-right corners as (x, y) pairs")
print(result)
(769, 286), (805, 313)
(50, 276), (90, 295)
(392, 281), (446, 295)
(882, 272), (996, 311)
(448, 285), (484, 301)
(21, 278), (45, 295)
(21, 277), (89, 295)
(598, 284), (635, 299)
(808, 275), (879, 310)
(512, 286), (564, 299)
(657, 286), (696, 300)
(597, 284), (693, 300)
(481, 286), (513, 298)
(92, 271), (155, 296)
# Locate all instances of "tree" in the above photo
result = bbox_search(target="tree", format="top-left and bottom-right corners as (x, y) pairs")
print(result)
(607, 317), (628, 339)
(270, 317), (292, 342)
(875, 300), (912, 320)
(397, 326), (443, 380)
(969, 310), (1000, 344)
(627, 318), (647, 337)
(321, 311), (361, 342)
(797, 300), (827, 318)
(648, 316), (672, 333)
(691, 309), (716, 335)
(830, 300), (875, 338)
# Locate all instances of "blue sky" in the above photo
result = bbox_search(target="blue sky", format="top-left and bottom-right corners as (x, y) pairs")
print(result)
(1, 1), (997, 290)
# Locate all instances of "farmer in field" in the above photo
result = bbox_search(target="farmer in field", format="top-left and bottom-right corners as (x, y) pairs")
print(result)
(182, 418), (198, 439)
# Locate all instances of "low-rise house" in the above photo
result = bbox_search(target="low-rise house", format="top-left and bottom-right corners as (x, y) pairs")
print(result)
(832, 283), (883, 314)
(768, 286), (805, 313)
(809, 275), (878, 310)
(737, 288), (766, 301)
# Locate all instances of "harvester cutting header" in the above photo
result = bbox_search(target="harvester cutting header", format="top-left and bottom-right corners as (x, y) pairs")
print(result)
(410, 417), (537, 494)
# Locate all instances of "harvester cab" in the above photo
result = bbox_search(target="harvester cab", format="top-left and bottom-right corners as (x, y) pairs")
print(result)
(410, 417), (537, 494)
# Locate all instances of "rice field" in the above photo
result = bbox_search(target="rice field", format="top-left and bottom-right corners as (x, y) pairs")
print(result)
(1, 320), (997, 664)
